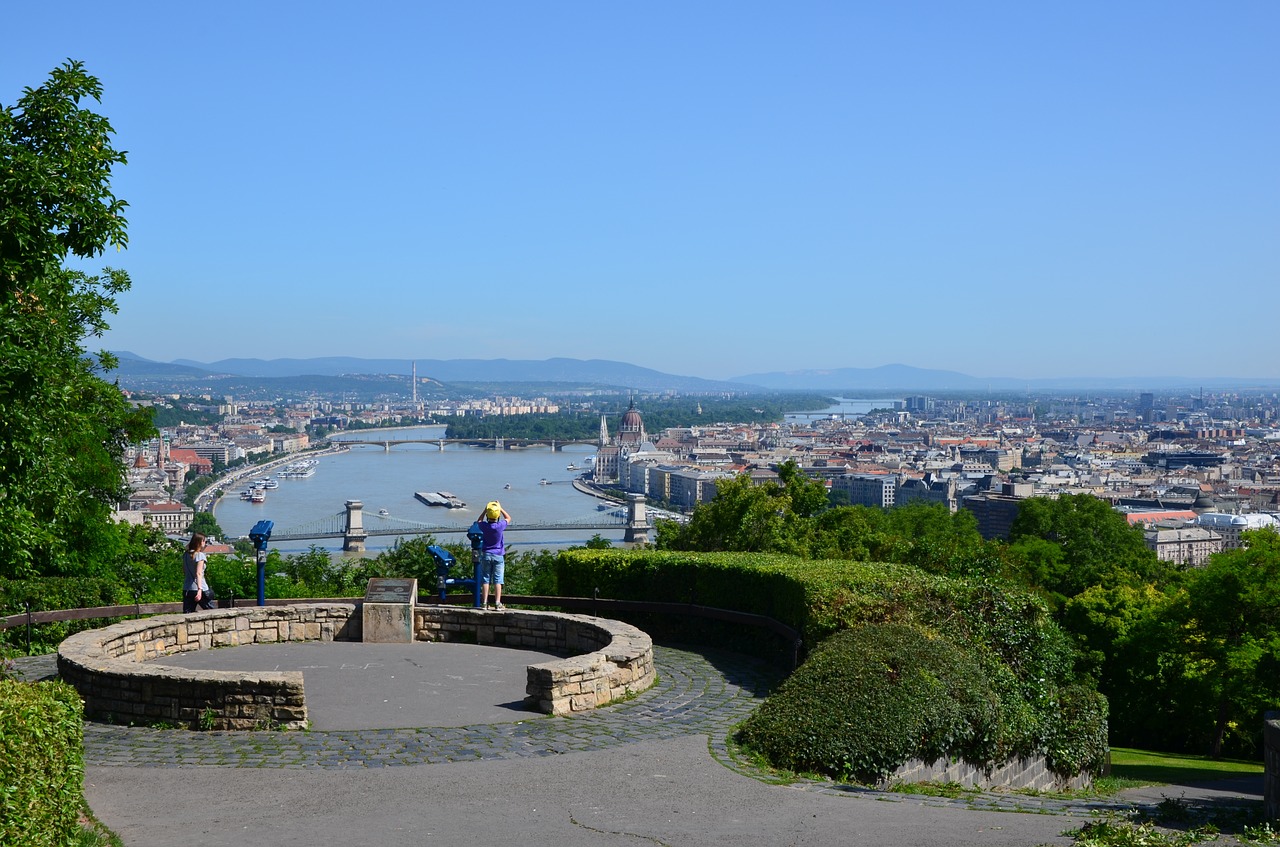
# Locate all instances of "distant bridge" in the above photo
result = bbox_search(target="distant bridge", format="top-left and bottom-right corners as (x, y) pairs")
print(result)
(330, 437), (598, 452)
(271, 496), (651, 551)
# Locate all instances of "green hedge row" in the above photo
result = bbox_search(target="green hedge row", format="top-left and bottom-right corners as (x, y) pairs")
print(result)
(554, 549), (1108, 780)
(0, 680), (86, 846)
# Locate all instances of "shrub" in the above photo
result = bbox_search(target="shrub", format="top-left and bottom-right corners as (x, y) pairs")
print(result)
(0, 679), (85, 846)
(555, 548), (1107, 779)
(737, 623), (1000, 782)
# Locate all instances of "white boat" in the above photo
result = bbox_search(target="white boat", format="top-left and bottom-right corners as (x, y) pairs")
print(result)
(250, 489), (266, 503)
(262, 478), (279, 489)
(539, 478), (550, 485)
(378, 508), (389, 516)
(566, 463), (579, 471)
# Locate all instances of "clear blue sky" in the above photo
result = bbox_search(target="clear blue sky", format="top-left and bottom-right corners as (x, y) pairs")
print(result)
(5, 2), (1277, 381)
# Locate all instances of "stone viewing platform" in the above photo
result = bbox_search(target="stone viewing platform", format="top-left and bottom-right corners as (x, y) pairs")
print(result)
(56, 602), (655, 730)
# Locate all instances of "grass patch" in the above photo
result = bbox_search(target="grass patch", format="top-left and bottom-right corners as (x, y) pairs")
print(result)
(1109, 747), (1263, 787)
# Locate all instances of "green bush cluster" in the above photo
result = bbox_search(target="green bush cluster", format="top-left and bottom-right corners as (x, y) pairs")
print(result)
(738, 624), (1001, 782)
(555, 548), (1108, 780)
(0, 679), (85, 846)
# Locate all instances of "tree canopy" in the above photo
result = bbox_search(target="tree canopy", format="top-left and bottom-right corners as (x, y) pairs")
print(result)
(0, 61), (154, 578)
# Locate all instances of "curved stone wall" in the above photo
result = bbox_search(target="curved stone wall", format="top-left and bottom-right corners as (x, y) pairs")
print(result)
(414, 607), (655, 715)
(57, 604), (655, 729)
(57, 604), (360, 730)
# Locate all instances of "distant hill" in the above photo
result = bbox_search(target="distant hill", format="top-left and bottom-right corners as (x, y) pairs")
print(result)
(103, 354), (1280, 395)
(112, 354), (751, 393)
(730, 364), (1280, 392)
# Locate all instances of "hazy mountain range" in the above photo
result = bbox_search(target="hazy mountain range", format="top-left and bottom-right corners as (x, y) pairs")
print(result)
(105, 353), (1280, 394)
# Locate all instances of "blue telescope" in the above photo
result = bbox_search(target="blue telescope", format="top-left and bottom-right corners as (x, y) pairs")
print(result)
(249, 520), (274, 605)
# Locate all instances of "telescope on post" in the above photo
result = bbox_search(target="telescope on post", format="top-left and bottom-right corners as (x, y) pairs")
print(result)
(249, 520), (273, 606)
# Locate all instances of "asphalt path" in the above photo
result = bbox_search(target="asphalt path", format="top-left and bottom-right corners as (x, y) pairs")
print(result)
(77, 641), (1089, 846)
(9, 643), (1261, 846)
(150, 640), (560, 729)
(85, 736), (1077, 847)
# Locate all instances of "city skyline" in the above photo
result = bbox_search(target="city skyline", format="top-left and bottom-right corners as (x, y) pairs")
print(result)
(5, 2), (1277, 381)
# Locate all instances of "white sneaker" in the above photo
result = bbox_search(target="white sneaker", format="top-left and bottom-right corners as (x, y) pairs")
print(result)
(495, 603), (505, 611)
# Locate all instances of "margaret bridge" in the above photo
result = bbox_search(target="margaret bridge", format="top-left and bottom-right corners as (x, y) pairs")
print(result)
(270, 495), (654, 552)
(329, 437), (598, 452)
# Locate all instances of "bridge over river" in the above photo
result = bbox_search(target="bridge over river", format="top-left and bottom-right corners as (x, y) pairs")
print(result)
(330, 437), (597, 452)
(271, 495), (652, 552)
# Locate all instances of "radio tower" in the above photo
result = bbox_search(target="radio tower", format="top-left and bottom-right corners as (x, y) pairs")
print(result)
(412, 361), (417, 407)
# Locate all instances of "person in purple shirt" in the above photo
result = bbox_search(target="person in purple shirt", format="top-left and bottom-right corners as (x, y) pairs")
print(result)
(477, 500), (511, 610)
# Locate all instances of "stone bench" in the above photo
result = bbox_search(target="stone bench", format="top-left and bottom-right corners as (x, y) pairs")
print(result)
(57, 603), (654, 729)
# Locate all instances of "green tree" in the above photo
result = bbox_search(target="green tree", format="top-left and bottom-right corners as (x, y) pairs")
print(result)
(657, 468), (812, 555)
(1008, 494), (1160, 599)
(1176, 529), (1280, 758)
(189, 512), (225, 541)
(1, 61), (155, 578)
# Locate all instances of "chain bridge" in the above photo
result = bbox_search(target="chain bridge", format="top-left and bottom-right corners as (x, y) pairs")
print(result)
(270, 495), (651, 551)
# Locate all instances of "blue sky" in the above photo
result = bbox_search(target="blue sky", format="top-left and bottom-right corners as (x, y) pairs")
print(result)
(5, 2), (1276, 381)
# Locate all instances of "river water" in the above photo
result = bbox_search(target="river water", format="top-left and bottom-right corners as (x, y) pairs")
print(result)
(213, 397), (899, 556)
(212, 426), (605, 555)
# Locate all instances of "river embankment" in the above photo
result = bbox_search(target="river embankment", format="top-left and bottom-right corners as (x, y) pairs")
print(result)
(204, 444), (350, 516)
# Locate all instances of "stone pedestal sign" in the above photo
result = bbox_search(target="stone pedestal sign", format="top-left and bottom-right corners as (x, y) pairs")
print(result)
(362, 578), (417, 643)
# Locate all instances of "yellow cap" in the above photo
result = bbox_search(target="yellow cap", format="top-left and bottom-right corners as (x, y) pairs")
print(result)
(485, 501), (501, 520)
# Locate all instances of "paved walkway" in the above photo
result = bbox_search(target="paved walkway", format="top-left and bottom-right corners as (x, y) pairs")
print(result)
(9, 644), (1264, 846)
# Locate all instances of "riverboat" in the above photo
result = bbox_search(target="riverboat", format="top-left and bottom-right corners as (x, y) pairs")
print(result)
(279, 459), (318, 479)
(250, 489), (266, 504)
(414, 491), (466, 509)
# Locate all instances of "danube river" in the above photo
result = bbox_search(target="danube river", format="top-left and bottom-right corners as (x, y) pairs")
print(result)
(212, 398), (896, 556)
(212, 427), (606, 555)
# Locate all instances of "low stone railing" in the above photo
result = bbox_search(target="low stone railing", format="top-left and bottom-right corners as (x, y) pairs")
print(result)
(57, 604), (360, 730)
(414, 607), (655, 715)
(886, 754), (1091, 792)
(57, 603), (655, 729)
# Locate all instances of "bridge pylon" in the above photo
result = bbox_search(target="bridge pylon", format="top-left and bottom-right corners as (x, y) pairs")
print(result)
(344, 499), (367, 552)
(624, 493), (650, 544)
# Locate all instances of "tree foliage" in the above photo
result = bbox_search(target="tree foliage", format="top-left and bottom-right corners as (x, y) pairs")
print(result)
(1007, 493), (1162, 601)
(1, 61), (155, 578)
(657, 464), (995, 577)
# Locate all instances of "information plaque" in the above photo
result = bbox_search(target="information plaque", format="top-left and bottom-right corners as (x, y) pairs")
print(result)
(364, 578), (417, 605)
(363, 578), (417, 643)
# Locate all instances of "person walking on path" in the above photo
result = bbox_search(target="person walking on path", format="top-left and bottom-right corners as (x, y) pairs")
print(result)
(476, 501), (510, 610)
(183, 533), (216, 613)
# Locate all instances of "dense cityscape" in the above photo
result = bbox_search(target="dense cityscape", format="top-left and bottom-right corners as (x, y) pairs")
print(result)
(120, 384), (1280, 567)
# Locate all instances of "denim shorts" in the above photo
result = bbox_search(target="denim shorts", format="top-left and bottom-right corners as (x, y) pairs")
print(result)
(481, 552), (505, 585)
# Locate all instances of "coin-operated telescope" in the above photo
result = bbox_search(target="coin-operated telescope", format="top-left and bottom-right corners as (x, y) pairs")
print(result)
(249, 520), (273, 606)
(428, 541), (484, 608)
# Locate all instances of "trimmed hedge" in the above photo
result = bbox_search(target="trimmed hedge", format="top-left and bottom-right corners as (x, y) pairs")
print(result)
(555, 548), (1107, 778)
(0, 679), (86, 846)
(738, 624), (1001, 782)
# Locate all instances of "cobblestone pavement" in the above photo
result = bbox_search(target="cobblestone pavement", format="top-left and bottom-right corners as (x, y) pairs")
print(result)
(7, 645), (1229, 819)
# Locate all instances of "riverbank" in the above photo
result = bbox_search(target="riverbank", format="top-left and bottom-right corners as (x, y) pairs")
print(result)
(204, 444), (350, 517)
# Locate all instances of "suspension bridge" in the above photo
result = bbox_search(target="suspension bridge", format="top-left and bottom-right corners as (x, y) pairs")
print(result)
(270, 496), (652, 551)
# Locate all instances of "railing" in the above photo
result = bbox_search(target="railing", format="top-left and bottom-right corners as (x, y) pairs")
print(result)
(2, 595), (802, 669)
